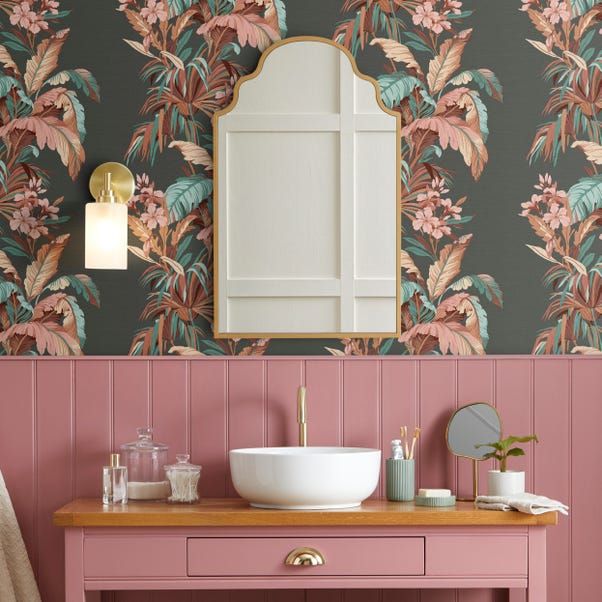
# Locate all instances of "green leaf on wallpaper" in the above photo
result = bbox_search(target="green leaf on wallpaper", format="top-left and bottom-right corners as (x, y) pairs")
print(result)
(378, 338), (395, 355)
(377, 73), (423, 108)
(571, 0), (598, 17)
(165, 174), (213, 222)
(468, 295), (489, 347)
(46, 274), (100, 307)
(0, 32), (30, 54)
(67, 91), (86, 141)
(467, 91), (489, 142)
(568, 175), (602, 222)
(401, 281), (436, 313)
(0, 281), (19, 304)
(270, 0), (287, 37)
(449, 69), (503, 102)
(448, 274), (503, 307)
(47, 69), (100, 102)
(0, 75), (22, 98)
(167, 0), (194, 18)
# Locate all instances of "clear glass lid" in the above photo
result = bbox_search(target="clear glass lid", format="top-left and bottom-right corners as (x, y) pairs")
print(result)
(121, 427), (168, 453)
(165, 454), (201, 473)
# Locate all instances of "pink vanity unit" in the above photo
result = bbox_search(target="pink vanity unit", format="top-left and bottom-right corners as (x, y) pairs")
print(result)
(54, 498), (556, 601)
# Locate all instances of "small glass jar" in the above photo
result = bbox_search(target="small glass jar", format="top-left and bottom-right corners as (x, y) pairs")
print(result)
(164, 454), (202, 504)
(120, 427), (170, 501)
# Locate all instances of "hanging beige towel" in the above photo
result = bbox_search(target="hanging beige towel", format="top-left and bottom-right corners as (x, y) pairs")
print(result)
(0, 470), (41, 602)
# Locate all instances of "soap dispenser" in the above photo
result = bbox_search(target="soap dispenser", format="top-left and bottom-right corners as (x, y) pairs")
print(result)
(102, 453), (128, 505)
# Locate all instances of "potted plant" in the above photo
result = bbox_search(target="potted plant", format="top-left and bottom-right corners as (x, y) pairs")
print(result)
(475, 435), (538, 497)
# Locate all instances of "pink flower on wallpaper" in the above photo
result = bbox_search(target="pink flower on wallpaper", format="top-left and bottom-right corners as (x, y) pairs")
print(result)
(9, 1), (48, 33)
(446, 0), (462, 14)
(9, 207), (36, 235)
(140, 203), (168, 229)
(542, 203), (570, 230)
(27, 222), (49, 239)
(440, 198), (461, 217)
(130, 173), (165, 208)
(412, 1), (452, 34)
(520, 193), (543, 216)
(412, 207), (439, 234)
(41, 0), (59, 15)
(520, 0), (534, 11)
(535, 173), (557, 194)
(542, 0), (570, 25)
(118, 0), (134, 11)
(141, 0), (167, 25)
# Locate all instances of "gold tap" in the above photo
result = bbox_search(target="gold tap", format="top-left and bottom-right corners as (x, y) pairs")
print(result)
(297, 386), (307, 447)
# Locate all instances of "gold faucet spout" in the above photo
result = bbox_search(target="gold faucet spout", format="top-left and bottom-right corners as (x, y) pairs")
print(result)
(297, 386), (307, 447)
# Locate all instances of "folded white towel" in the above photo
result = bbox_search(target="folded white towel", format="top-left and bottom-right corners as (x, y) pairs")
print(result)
(476, 492), (568, 515)
(0, 470), (41, 602)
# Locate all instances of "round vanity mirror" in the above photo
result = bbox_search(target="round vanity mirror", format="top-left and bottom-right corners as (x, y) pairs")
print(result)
(446, 402), (502, 500)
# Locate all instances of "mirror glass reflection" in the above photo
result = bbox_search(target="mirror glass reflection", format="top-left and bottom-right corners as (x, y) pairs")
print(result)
(447, 403), (501, 460)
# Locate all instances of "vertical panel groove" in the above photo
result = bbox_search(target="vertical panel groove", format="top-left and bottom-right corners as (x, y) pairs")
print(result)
(186, 360), (191, 454)
(70, 360), (76, 500)
(109, 360), (114, 452)
(32, 360), (38, 578)
(568, 359), (573, 602)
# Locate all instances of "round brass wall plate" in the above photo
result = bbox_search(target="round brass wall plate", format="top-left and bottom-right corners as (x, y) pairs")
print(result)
(89, 162), (135, 204)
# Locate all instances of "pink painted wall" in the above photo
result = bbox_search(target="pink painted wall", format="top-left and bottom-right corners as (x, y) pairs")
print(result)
(0, 356), (599, 602)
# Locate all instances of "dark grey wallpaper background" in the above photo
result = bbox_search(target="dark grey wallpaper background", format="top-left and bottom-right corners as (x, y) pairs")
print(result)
(1, 0), (599, 355)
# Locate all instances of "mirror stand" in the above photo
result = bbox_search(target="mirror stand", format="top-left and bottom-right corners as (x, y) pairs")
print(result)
(456, 458), (479, 502)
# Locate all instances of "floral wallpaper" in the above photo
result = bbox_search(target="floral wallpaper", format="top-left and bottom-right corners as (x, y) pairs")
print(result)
(0, 0), (599, 356)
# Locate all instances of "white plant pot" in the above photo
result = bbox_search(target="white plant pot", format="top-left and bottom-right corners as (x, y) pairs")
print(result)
(487, 470), (525, 497)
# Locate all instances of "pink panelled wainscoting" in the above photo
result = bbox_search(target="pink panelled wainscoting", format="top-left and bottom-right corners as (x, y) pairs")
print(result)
(0, 355), (599, 602)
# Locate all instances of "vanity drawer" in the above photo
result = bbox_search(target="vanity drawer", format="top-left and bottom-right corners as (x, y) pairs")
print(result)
(84, 535), (186, 578)
(427, 535), (528, 577)
(187, 537), (424, 577)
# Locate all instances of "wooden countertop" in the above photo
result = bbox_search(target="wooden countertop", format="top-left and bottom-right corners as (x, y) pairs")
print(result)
(53, 498), (558, 528)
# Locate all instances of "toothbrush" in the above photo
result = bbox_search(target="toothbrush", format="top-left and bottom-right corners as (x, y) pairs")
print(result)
(409, 427), (421, 460)
(400, 426), (409, 460)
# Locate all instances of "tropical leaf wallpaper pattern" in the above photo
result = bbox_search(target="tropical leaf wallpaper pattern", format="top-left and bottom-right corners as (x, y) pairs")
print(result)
(0, 0), (100, 355)
(0, 0), (599, 355)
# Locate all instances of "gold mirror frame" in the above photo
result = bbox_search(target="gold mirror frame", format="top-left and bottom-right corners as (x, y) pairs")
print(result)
(445, 402), (503, 502)
(212, 36), (402, 339)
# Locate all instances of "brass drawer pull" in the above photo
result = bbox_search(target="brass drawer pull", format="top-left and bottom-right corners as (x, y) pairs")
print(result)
(284, 547), (325, 566)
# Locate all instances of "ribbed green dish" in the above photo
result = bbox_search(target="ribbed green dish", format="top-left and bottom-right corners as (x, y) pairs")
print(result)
(414, 495), (456, 507)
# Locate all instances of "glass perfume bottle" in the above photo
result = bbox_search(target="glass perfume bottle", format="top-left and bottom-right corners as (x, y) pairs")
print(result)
(102, 453), (128, 505)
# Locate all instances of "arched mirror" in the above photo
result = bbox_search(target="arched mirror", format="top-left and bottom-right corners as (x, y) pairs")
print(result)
(213, 36), (400, 338)
(446, 402), (502, 500)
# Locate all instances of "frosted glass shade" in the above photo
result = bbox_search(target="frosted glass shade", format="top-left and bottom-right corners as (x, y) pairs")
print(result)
(85, 202), (128, 269)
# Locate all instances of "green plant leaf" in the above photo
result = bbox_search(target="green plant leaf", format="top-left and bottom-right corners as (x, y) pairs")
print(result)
(506, 448), (526, 457)
(165, 174), (213, 222)
(502, 434), (539, 446)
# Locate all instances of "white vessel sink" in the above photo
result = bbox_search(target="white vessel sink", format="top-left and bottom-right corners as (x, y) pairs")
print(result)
(229, 446), (381, 509)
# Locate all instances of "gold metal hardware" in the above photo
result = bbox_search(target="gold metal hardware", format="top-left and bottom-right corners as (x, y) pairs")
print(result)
(284, 547), (325, 567)
(297, 386), (307, 447)
(89, 162), (135, 205)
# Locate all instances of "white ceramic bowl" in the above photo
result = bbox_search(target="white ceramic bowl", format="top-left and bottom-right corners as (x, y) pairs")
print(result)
(229, 446), (381, 509)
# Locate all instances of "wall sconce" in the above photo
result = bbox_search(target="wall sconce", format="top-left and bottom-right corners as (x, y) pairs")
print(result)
(85, 162), (134, 270)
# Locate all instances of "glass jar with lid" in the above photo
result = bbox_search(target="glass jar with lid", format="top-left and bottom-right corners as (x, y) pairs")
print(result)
(120, 427), (170, 500)
(164, 454), (202, 503)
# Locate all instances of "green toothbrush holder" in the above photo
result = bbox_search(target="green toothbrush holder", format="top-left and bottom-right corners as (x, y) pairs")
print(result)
(386, 458), (415, 502)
